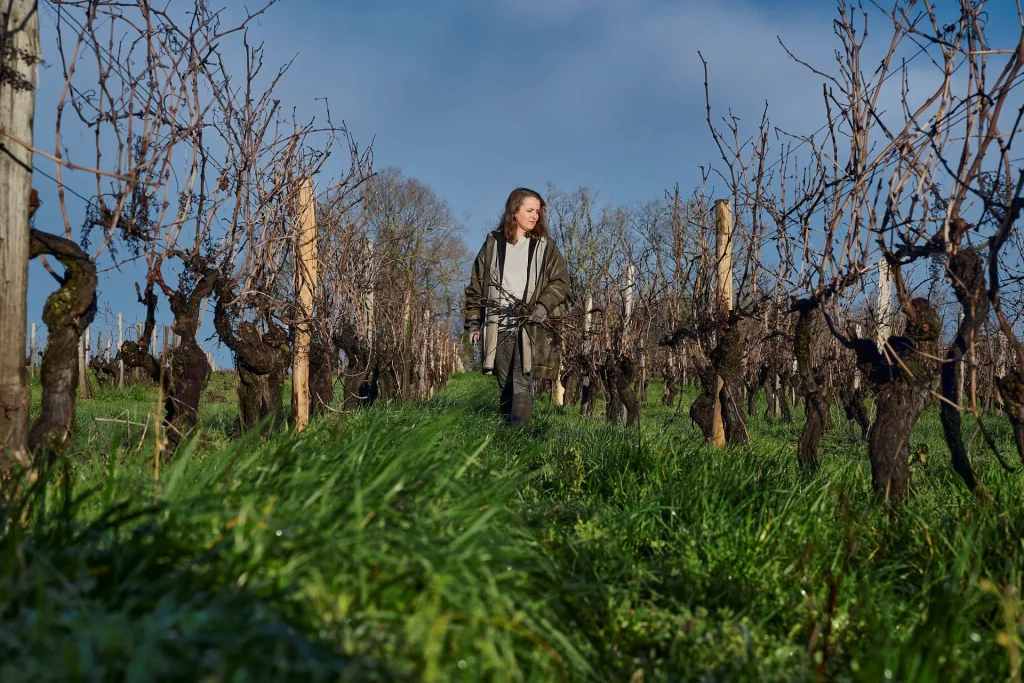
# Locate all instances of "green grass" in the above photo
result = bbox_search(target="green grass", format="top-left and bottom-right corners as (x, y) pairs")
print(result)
(4, 373), (1024, 681)
(27, 372), (278, 456)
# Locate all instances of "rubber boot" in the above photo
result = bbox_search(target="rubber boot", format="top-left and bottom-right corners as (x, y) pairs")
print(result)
(499, 391), (513, 423)
(510, 393), (533, 427)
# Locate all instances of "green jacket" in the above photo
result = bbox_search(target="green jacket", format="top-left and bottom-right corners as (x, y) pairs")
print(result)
(463, 230), (569, 380)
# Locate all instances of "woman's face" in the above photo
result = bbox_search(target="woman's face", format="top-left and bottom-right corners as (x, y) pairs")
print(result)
(514, 196), (541, 233)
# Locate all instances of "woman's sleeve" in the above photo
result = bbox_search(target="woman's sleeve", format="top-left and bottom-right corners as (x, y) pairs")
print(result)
(537, 241), (569, 314)
(463, 240), (488, 331)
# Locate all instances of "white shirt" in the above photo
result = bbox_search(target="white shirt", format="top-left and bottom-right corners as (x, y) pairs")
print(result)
(499, 237), (531, 328)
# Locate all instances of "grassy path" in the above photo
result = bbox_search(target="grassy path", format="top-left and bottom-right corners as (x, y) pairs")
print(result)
(4, 373), (1024, 681)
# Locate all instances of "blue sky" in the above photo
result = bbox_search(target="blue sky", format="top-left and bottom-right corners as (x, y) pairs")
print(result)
(26, 0), (1024, 365)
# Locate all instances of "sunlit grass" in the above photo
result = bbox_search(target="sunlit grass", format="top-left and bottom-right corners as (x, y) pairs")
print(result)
(4, 372), (1024, 681)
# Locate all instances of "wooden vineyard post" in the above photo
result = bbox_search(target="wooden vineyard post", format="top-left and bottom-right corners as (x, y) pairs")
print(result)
(790, 360), (797, 407)
(639, 346), (647, 403)
(583, 297), (593, 350)
(292, 177), (317, 432)
(956, 313), (965, 404)
(162, 327), (171, 364)
(0, 0), (40, 462)
(419, 310), (430, 400)
(553, 288), (567, 407)
(996, 329), (1008, 409)
(402, 292), (413, 399)
(622, 265), (635, 421)
(79, 325), (94, 398)
(854, 324), (863, 391)
(624, 265), (635, 324)
(876, 258), (892, 350)
(712, 199), (733, 448)
(118, 313), (125, 389)
(78, 334), (87, 397)
(582, 295), (593, 396)
(29, 323), (36, 379)
(554, 368), (566, 406)
(454, 341), (464, 373)
(364, 239), (376, 350)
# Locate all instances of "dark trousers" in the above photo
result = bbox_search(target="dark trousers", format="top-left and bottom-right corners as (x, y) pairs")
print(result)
(494, 328), (533, 416)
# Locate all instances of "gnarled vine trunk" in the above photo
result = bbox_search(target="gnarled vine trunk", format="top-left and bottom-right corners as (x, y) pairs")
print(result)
(603, 353), (640, 427)
(580, 355), (600, 418)
(213, 285), (290, 436)
(662, 369), (679, 407)
(309, 325), (336, 418)
(27, 229), (98, 461)
(261, 325), (290, 430)
(996, 371), (1024, 463)
(853, 298), (941, 501)
(690, 362), (717, 440)
(711, 317), (749, 445)
(938, 248), (989, 495)
(793, 304), (831, 469)
(335, 317), (375, 409)
(868, 380), (931, 499)
(838, 383), (870, 440)
(121, 269), (218, 455)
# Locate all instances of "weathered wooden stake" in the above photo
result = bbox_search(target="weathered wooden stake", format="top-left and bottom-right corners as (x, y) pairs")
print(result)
(292, 177), (317, 431)
(0, 0), (40, 462)
(554, 368), (566, 406)
(639, 344), (647, 401)
(621, 266), (636, 421)
(774, 372), (781, 414)
(876, 258), (892, 348)
(454, 341), (464, 373)
(582, 295), (593, 390)
(956, 313), (964, 403)
(118, 313), (125, 389)
(854, 323), (863, 391)
(78, 335), (87, 397)
(624, 265), (635, 324)
(29, 322), (36, 379)
(791, 359), (798, 406)
(711, 199), (733, 447)
(418, 310), (430, 399)
(584, 296), (593, 347)
(997, 329), (1008, 377)
(996, 329), (1008, 409)
(401, 291), (413, 399)
(364, 238), (376, 348)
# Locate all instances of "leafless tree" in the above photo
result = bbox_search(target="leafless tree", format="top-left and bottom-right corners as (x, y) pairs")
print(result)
(774, 0), (1024, 500)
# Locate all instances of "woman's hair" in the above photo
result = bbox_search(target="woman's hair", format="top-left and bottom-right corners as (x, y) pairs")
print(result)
(498, 187), (548, 244)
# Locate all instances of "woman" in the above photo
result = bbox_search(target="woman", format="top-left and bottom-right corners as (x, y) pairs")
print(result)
(464, 188), (569, 426)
